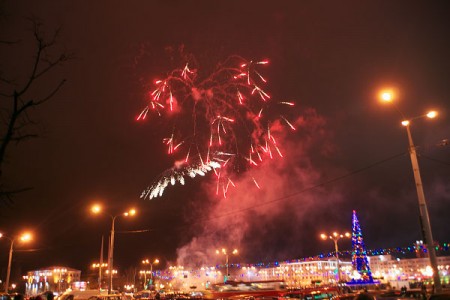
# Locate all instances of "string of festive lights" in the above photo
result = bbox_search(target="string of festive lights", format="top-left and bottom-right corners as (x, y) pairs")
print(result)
(147, 242), (450, 275)
(244, 241), (450, 268)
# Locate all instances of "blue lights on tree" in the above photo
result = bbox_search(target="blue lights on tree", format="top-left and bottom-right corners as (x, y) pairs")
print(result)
(351, 210), (374, 282)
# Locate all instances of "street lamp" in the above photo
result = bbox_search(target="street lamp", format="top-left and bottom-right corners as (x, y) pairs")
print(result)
(0, 231), (33, 293)
(380, 90), (442, 293)
(320, 232), (350, 283)
(141, 258), (159, 289)
(92, 262), (108, 290)
(216, 248), (238, 282)
(91, 204), (136, 294)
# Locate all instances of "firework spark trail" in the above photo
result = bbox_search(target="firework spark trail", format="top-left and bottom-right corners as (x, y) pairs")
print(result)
(137, 55), (295, 199)
(141, 158), (222, 200)
(281, 115), (296, 130)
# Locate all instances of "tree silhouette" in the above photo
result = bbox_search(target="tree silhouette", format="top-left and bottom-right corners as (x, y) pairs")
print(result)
(0, 17), (73, 205)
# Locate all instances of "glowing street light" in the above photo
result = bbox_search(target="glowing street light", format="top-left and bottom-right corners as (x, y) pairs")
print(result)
(142, 258), (159, 288)
(379, 89), (395, 102)
(141, 258), (159, 289)
(216, 248), (238, 282)
(320, 232), (350, 282)
(91, 204), (137, 294)
(0, 231), (33, 293)
(379, 89), (441, 293)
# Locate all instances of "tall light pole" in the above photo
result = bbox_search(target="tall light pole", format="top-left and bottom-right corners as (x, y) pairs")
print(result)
(216, 248), (238, 282)
(99, 236), (105, 290)
(92, 262), (108, 290)
(320, 232), (350, 283)
(0, 232), (33, 293)
(91, 204), (136, 294)
(380, 90), (442, 293)
(142, 258), (159, 289)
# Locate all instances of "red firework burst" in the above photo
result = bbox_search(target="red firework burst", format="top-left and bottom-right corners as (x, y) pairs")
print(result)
(137, 55), (295, 199)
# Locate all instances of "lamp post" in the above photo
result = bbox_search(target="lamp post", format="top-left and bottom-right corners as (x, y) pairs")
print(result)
(380, 90), (442, 293)
(91, 204), (136, 294)
(92, 262), (108, 290)
(142, 258), (159, 289)
(216, 248), (238, 282)
(320, 232), (350, 283)
(98, 235), (105, 290)
(0, 232), (33, 293)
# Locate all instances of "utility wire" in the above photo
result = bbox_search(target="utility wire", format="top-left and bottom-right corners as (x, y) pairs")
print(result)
(116, 229), (154, 234)
(190, 151), (408, 227)
(420, 154), (450, 166)
(209, 152), (407, 221)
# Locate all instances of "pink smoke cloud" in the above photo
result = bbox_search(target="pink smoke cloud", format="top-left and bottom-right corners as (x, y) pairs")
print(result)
(176, 107), (345, 267)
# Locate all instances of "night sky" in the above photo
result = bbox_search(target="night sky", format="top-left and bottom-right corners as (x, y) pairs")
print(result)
(1, 0), (449, 283)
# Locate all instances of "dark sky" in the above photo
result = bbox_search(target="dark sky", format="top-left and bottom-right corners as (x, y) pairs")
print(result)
(1, 0), (449, 282)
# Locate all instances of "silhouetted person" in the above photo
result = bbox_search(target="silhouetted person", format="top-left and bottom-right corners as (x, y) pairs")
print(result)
(355, 292), (375, 300)
(14, 294), (24, 300)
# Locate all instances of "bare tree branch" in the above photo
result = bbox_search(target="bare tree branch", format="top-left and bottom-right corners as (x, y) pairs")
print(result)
(0, 16), (73, 203)
(0, 185), (33, 211)
(35, 78), (66, 104)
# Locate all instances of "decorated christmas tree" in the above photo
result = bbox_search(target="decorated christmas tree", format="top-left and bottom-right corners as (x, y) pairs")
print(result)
(351, 210), (374, 282)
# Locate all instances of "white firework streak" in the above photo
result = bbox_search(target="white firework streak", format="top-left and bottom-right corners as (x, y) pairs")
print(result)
(141, 159), (222, 200)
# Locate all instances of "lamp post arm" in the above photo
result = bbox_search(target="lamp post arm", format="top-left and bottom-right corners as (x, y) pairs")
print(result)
(405, 125), (442, 293)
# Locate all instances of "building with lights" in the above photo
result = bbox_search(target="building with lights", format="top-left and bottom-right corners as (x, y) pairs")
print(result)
(255, 260), (353, 288)
(256, 256), (450, 288)
(156, 260), (353, 291)
(24, 266), (81, 296)
(368, 255), (450, 287)
(110, 255), (450, 293)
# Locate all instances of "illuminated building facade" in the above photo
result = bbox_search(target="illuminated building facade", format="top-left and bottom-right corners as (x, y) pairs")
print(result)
(24, 266), (81, 296)
(368, 255), (450, 285)
(237, 256), (450, 288)
(258, 260), (353, 287)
